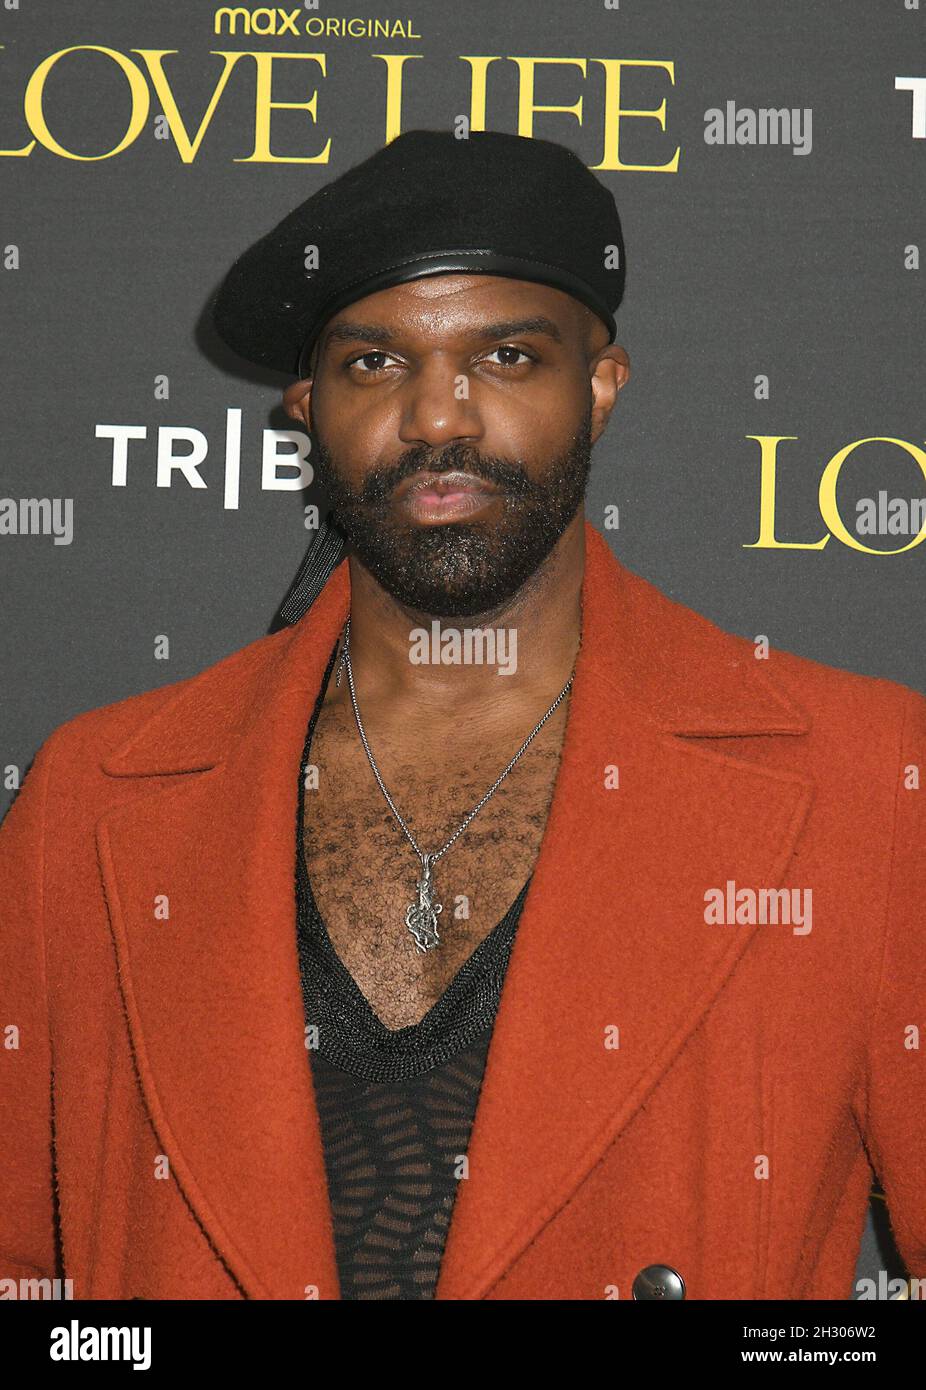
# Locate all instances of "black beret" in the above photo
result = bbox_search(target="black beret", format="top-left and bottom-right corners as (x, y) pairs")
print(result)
(211, 128), (626, 377)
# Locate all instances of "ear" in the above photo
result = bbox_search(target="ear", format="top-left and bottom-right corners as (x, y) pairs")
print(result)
(282, 377), (313, 428)
(589, 345), (630, 444)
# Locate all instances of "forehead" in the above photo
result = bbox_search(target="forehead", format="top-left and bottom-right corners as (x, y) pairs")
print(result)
(318, 273), (586, 347)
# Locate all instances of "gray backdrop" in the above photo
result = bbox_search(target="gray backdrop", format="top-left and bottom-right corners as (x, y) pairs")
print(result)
(2, 0), (922, 1297)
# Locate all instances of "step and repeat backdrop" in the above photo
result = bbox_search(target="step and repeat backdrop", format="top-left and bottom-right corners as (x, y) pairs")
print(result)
(1, 0), (923, 1298)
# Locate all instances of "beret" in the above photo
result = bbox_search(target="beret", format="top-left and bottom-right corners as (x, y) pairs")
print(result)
(211, 128), (626, 377)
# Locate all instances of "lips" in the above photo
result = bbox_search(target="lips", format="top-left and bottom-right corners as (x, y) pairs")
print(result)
(396, 470), (499, 500)
(396, 470), (500, 524)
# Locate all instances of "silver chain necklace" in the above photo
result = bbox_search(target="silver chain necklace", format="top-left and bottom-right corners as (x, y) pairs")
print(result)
(335, 615), (574, 953)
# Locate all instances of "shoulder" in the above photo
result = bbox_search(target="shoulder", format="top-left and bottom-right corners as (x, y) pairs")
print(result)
(762, 639), (920, 730)
(621, 555), (923, 745)
(39, 626), (292, 770)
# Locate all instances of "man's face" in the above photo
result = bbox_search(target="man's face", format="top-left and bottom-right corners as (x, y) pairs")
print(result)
(284, 274), (628, 619)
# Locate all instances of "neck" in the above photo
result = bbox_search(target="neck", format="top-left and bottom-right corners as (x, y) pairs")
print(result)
(329, 513), (585, 730)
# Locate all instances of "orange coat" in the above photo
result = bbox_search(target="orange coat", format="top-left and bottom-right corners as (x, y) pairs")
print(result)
(1, 520), (924, 1300)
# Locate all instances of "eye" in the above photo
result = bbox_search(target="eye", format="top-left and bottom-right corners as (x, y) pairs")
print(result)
(482, 344), (537, 368)
(345, 350), (396, 374)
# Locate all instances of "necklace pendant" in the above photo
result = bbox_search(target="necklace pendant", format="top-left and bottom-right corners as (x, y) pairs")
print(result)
(405, 854), (443, 953)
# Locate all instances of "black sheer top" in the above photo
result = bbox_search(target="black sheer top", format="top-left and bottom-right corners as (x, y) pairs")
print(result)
(295, 639), (532, 1299)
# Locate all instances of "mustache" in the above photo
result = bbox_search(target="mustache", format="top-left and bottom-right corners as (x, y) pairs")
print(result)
(351, 441), (545, 505)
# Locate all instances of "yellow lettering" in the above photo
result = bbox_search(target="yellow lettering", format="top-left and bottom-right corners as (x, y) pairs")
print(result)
(24, 46), (149, 161)
(818, 438), (926, 554)
(373, 53), (422, 144)
(511, 57), (586, 138)
(742, 435), (829, 550)
(235, 52), (332, 164)
(591, 59), (680, 172)
(214, 8), (252, 36)
(460, 56), (501, 133)
(134, 50), (246, 163)
(0, 45), (36, 156)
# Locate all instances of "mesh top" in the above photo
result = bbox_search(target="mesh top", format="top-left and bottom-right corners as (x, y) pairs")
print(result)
(294, 638), (532, 1298)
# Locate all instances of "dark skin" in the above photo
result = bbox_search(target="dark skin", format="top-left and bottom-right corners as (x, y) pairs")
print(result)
(283, 274), (630, 1027)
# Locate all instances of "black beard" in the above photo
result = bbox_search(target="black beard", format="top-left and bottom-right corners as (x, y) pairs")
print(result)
(311, 403), (593, 619)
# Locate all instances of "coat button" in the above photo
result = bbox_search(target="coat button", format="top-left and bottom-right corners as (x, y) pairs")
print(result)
(632, 1265), (686, 1300)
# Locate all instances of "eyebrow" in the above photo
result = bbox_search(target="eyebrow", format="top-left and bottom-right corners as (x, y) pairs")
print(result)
(320, 314), (564, 353)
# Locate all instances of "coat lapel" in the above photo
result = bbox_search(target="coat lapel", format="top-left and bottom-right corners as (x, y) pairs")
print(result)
(95, 521), (814, 1301)
(96, 559), (352, 1300)
(434, 525), (814, 1298)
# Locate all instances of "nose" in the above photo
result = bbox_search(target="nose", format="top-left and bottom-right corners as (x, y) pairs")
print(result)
(397, 357), (484, 450)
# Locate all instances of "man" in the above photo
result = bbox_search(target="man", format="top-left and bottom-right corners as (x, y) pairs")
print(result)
(1, 130), (924, 1302)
